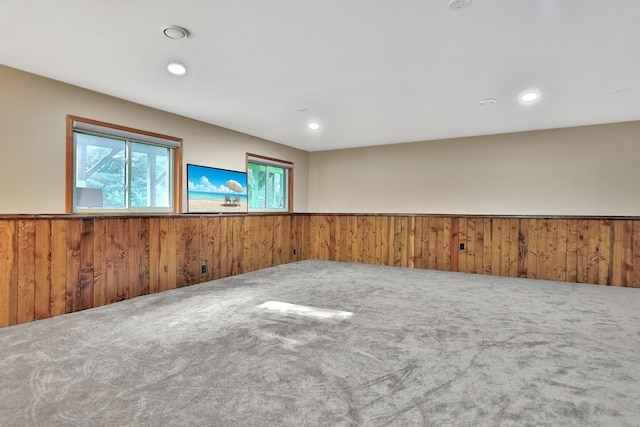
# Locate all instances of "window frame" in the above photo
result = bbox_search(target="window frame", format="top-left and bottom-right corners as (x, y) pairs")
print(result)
(66, 115), (182, 214)
(246, 153), (293, 213)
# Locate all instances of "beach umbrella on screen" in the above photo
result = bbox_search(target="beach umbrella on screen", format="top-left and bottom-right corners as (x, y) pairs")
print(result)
(226, 180), (243, 193)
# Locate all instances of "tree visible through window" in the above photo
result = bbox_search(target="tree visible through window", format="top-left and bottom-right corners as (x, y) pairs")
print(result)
(67, 116), (182, 213)
(247, 154), (292, 212)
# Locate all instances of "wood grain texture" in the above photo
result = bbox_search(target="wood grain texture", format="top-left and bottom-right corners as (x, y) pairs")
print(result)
(0, 220), (16, 327)
(2, 214), (640, 329)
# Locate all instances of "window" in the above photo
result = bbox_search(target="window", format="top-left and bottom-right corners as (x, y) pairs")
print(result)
(246, 153), (293, 213)
(66, 116), (182, 213)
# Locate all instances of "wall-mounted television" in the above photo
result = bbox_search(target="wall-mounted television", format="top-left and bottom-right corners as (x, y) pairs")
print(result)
(187, 164), (248, 213)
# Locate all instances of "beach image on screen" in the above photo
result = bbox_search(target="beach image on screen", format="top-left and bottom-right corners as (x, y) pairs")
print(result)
(187, 164), (248, 213)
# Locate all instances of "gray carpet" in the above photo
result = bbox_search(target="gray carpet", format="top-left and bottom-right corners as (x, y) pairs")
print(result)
(1, 260), (639, 426)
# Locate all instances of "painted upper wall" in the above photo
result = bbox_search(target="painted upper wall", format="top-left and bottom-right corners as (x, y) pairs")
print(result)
(4, 65), (639, 217)
(0, 65), (309, 214)
(309, 121), (640, 216)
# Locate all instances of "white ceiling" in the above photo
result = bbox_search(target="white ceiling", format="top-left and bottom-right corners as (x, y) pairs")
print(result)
(1, 0), (639, 152)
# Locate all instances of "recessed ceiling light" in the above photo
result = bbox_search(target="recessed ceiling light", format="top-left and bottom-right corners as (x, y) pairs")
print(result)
(520, 91), (540, 103)
(167, 62), (187, 76)
(163, 25), (189, 40)
(479, 98), (496, 106)
(611, 88), (628, 94)
(308, 123), (320, 130)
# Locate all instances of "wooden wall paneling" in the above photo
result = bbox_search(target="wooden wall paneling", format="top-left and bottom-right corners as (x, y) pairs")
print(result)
(449, 217), (459, 272)
(50, 219), (68, 316)
(286, 215), (293, 264)
(476, 218), (493, 274)
(478, 218), (493, 274)
(392, 216), (401, 267)
(92, 219), (107, 307)
(358, 216), (368, 264)
(34, 219), (52, 320)
(586, 220), (600, 285)
(399, 217), (408, 267)
(555, 219), (568, 283)
(473, 218), (484, 275)
(126, 218), (141, 298)
(262, 216), (274, 271)
(163, 218), (178, 290)
(287, 215), (297, 263)
(183, 216), (201, 286)
(535, 219), (548, 281)
(422, 216), (438, 270)
(65, 219), (81, 313)
(291, 215), (306, 261)
(622, 220), (634, 287)
(276, 215), (290, 266)
(309, 216), (319, 260)
(467, 218), (478, 274)
(7, 213), (640, 331)
(545, 219), (557, 282)
(502, 218), (513, 277)
(433, 217), (443, 271)
(518, 218), (528, 278)
(338, 216), (349, 263)
(611, 220), (633, 287)
(241, 216), (255, 273)
(412, 216), (422, 269)
(458, 218), (467, 273)
(301, 214), (311, 261)
(381, 216), (390, 266)
(576, 219), (589, 283)
(491, 218), (501, 276)
(320, 215), (331, 261)
(316, 216), (334, 260)
(349, 216), (358, 263)
(418, 218), (427, 270)
(368, 216), (377, 265)
(373, 216), (383, 265)
(0, 220), (16, 327)
(148, 218), (160, 293)
(508, 219), (519, 278)
(442, 218), (452, 272)
(115, 219), (130, 299)
(174, 217), (186, 287)
(566, 219), (579, 283)
(633, 221), (640, 288)
(525, 219), (537, 279)
(79, 218), (94, 310)
(207, 217), (220, 277)
(17, 220), (36, 324)
(407, 217), (415, 269)
(138, 217), (151, 296)
(228, 216), (244, 275)
(225, 216), (235, 277)
(219, 217), (231, 278)
(599, 220), (611, 286)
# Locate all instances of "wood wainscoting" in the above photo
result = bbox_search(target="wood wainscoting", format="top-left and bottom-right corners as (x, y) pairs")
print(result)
(0, 215), (309, 328)
(1, 213), (639, 329)
(308, 215), (640, 289)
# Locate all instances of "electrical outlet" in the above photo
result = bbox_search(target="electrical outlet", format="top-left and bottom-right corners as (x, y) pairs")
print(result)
(292, 248), (297, 255)
(459, 243), (465, 250)
(201, 264), (208, 274)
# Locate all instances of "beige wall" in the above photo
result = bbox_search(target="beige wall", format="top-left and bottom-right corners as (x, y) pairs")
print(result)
(309, 121), (640, 216)
(0, 65), (309, 214)
(3, 65), (640, 217)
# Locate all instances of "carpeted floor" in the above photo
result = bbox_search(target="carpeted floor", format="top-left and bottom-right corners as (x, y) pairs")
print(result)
(1, 260), (639, 426)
